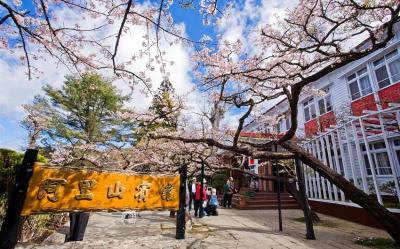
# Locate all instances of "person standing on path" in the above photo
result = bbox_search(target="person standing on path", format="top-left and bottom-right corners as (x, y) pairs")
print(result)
(223, 179), (229, 207)
(189, 177), (196, 211)
(194, 179), (207, 217)
(205, 188), (218, 216)
(223, 177), (235, 208)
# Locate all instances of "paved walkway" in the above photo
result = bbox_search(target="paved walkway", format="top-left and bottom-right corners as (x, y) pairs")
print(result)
(17, 209), (391, 249)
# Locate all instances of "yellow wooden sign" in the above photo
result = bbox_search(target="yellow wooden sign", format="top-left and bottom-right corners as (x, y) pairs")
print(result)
(21, 163), (180, 216)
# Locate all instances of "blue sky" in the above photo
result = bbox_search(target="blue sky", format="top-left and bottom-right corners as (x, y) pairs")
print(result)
(0, 0), (293, 151)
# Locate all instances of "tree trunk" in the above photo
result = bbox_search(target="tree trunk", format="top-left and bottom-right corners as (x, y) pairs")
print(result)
(280, 141), (400, 244)
(285, 178), (320, 223)
(285, 180), (317, 239)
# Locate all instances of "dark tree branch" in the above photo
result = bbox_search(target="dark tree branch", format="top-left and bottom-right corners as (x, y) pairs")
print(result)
(112, 0), (133, 75)
(149, 133), (295, 160)
(233, 99), (254, 148)
(156, 0), (165, 38)
(0, 13), (10, 25)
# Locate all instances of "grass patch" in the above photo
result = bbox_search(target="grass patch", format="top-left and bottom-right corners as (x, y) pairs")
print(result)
(354, 237), (399, 249)
(292, 217), (338, 228)
(383, 202), (400, 209)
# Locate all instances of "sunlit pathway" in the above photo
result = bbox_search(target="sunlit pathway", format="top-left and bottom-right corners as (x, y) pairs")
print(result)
(16, 209), (390, 249)
(199, 209), (389, 249)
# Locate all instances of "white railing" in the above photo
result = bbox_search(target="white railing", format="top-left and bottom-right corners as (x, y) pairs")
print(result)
(301, 104), (400, 209)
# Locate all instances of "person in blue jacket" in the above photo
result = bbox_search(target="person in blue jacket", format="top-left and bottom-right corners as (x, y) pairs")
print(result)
(205, 188), (218, 216)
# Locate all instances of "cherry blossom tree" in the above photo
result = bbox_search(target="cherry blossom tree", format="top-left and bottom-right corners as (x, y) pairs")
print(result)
(151, 0), (400, 244)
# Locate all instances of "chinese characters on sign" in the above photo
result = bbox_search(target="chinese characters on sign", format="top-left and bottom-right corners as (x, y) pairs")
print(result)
(134, 182), (152, 202)
(160, 183), (176, 201)
(37, 178), (67, 202)
(75, 180), (97, 200)
(21, 163), (180, 215)
(36, 180), (165, 202)
(107, 181), (125, 199)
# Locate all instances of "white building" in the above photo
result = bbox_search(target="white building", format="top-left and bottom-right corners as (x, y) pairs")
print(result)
(244, 24), (400, 211)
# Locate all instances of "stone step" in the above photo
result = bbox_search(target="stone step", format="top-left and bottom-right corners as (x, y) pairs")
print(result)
(232, 198), (295, 204)
(232, 195), (294, 201)
(231, 192), (300, 210)
(234, 195), (294, 199)
(234, 192), (292, 196)
(242, 192), (291, 195)
(237, 204), (299, 210)
(245, 199), (298, 205)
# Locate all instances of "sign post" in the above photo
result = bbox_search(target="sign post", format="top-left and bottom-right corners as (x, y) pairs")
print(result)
(274, 143), (283, 232)
(199, 160), (205, 218)
(0, 149), (38, 249)
(175, 164), (187, 239)
(65, 212), (90, 242)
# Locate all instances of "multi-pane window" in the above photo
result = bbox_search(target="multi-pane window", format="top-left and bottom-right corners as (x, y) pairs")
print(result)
(276, 119), (284, 133)
(373, 49), (400, 89)
(303, 98), (316, 122)
(317, 88), (332, 115)
(276, 113), (291, 133)
(347, 67), (373, 101)
(361, 142), (393, 175)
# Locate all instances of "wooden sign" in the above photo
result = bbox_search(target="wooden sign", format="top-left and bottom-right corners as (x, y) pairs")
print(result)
(21, 163), (180, 215)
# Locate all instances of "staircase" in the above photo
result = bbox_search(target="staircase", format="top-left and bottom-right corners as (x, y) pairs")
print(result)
(231, 192), (300, 210)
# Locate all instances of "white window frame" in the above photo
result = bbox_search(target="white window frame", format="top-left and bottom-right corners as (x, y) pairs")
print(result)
(303, 98), (316, 122)
(317, 87), (333, 115)
(372, 48), (400, 90)
(346, 66), (373, 101)
(362, 142), (393, 176)
(277, 113), (291, 133)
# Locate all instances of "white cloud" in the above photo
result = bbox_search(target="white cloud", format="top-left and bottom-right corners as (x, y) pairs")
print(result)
(0, 52), (66, 117)
(215, 0), (298, 53)
(258, 0), (296, 26)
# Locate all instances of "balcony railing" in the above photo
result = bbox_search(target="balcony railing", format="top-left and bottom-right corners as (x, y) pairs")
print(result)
(300, 104), (400, 209)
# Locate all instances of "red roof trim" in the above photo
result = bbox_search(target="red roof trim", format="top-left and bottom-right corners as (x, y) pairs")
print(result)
(239, 132), (286, 139)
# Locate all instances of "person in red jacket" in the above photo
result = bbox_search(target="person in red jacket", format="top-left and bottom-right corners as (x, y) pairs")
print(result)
(194, 179), (207, 218)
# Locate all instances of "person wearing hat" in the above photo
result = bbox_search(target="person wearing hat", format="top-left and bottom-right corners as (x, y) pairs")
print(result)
(189, 177), (196, 211)
(194, 178), (207, 217)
